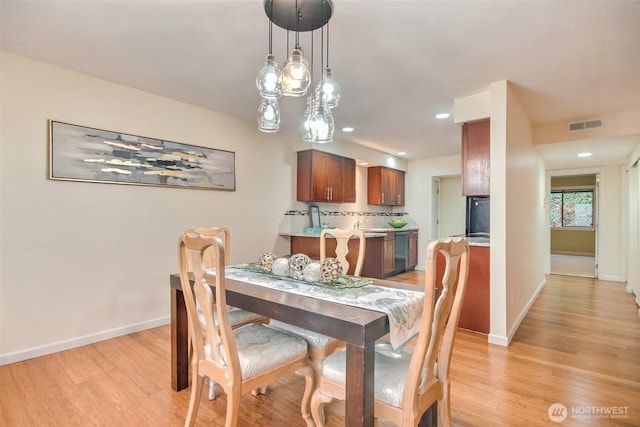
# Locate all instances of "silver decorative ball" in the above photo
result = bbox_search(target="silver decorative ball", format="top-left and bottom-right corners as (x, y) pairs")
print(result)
(289, 253), (312, 280)
(272, 258), (291, 276)
(258, 252), (278, 273)
(302, 262), (323, 283)
(321, 257), (343, 282)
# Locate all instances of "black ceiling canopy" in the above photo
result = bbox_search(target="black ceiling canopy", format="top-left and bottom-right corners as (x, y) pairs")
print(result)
(264, 0), (334, 32)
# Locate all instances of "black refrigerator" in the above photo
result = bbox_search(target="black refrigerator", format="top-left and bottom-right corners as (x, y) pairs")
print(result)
(466, 196), (490, 236)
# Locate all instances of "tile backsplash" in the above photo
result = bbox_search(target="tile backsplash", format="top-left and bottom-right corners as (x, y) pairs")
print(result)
(279, 208), (414, 233)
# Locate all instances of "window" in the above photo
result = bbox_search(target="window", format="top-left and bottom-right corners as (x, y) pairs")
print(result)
(550, 189), (594, 228)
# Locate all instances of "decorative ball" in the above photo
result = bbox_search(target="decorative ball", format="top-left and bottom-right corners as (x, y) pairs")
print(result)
(302, 262), (323, 283)
(272, 257), (290, 276)
(258, 252), (278, 273)
(288, 253), (312, 280)
(321, 257), (343, 282)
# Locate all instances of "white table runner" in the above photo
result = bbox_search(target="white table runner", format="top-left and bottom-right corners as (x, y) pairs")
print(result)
(217, 264), (424, 349)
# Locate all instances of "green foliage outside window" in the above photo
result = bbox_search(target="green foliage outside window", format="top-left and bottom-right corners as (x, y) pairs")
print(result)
(550, 190), (593, 227)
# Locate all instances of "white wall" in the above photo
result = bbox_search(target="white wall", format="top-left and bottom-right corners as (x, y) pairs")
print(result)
(454, 81), (547, 346)
(0, 51), (399, 364)
(437, 175), (465, 238)
(405, 155), (461, 270)
(0, 52), (305, 363)
(500, 82), (547, 341)
(626, 145), (640, 305)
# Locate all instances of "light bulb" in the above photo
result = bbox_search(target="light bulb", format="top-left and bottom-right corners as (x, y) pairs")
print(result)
(256, 54), (282, 99)
(314, 67), (341, 109)
(281, 48), (310, 97)
(257, 98), (280, 133)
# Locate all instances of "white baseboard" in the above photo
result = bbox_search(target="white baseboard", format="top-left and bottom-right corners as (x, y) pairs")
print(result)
(487, 278), (547, 347)
(487, 333), (509, 346)
(0, 316), (170, 366)
(597, 275), (625, 282)
(506, 278), (547, 344)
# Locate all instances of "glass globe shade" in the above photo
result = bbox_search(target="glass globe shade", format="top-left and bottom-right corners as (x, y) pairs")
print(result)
(281, 48), (311, 97)
(257, 98), (280, 133)
(256, 54), (282, 99)
(314, 67), (341, 109)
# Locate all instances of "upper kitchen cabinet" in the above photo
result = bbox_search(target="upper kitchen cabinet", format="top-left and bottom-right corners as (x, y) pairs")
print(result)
(297, 150), (356, 203)
(462, 118), (490, 196)
(367, 166), (405, 206)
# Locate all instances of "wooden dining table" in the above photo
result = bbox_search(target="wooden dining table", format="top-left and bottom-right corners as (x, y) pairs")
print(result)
(169, 269), (435, 427)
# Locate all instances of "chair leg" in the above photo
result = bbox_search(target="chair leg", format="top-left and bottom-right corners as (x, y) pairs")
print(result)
(296, 365), (316, 427)
(225, 388), (242, 427)
(438, 381), (452, 427)
(184, 372), (204, 427)
(250, 386), (269, 396)
(207, 378), (217, 400)
(310, 388), (334, 427)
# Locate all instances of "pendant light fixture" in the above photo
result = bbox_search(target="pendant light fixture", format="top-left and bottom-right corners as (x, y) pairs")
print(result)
(314, 19), (340, 109)
(257, 3), (282, 132)
(257, 0), (337, 142)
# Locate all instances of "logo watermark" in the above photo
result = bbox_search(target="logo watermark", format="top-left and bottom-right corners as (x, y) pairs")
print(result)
(548, 402), (630, 423)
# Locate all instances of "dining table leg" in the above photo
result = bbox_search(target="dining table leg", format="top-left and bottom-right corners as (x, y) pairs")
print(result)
(171, 287), (189, 391)
(345, 342), (375, 426)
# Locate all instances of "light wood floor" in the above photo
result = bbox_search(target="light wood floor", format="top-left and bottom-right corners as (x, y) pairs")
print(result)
(1, 273), (638, 426)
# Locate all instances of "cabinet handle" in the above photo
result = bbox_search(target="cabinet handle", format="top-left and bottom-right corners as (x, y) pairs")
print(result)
(382, 192), (385, 204)
(330, 187), (333, 201)
(397, 194), (401, 204)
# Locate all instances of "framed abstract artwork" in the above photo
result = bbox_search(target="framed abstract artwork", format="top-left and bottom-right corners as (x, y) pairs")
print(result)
(48, 120), (236, 191)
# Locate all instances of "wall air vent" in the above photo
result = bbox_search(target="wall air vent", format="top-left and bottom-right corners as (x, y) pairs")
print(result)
(568, 119), (603, 132)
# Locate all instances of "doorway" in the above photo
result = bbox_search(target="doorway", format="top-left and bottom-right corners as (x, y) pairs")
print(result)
(549, 173), (598, 278)
(434, 175), (465, 239)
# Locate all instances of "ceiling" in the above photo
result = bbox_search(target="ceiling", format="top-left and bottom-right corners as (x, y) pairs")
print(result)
(2, 0), (639, 168)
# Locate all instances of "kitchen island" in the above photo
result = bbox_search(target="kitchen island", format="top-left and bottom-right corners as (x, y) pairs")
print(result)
(281, 227), (419, 278)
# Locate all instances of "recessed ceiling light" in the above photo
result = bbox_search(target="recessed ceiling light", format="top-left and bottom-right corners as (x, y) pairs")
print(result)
(435, 113), (450, 119)
(578, 152), (592, 157)
(342, 127), (354, 132)
(359, 162), (369, 166)
(397, 151), (406, 156)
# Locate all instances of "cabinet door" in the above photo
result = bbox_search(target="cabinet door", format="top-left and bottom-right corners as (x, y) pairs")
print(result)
(394, 170), (405, 206)
(311, 151), (332, 201)
(297, 150), (355, 203)
(341, 157), (356, 203)
(383, 233), (395, 276)
(462, 119), (490, 196)
(326, 155), (344, 202)
(368, 167), (405, 206)
(408, 231), (418, 268)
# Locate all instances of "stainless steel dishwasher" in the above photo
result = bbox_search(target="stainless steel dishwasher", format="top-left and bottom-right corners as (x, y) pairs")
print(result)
(394, 231), (409, 274)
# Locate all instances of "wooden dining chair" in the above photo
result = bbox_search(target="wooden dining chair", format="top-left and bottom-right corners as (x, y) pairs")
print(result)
(178, 230), (315, 427)
(184, 227), (266, 400)
(310, 238), (469, 427)
(270, 228), (366, 372)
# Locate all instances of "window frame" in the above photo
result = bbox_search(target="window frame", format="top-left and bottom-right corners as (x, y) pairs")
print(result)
(550, 185), (596, 231)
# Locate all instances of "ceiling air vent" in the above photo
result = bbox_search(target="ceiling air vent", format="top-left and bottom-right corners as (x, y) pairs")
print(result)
(568, 119), (603, 132)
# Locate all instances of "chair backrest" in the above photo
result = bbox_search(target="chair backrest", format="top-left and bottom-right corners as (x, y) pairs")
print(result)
(185, 226), (231, 266)
(178, 230), (241, 387)
(403, 238), (469, 405)
(319, 228), (366, 276)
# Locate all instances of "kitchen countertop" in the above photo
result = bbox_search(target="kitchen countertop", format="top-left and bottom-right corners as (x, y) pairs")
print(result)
(280, 226), (419, 239)
(430, 236), (490, 247)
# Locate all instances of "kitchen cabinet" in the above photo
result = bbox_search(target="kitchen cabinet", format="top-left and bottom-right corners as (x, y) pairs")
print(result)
(408, 230), (418, 269)
(291, 232), (398, 279)
(382, 232), (396, 276)
(436, 244), (489, 333)
(297, 150), (356, 203)
(367, 166), (405, 206)
(462, 118), (490, 196)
